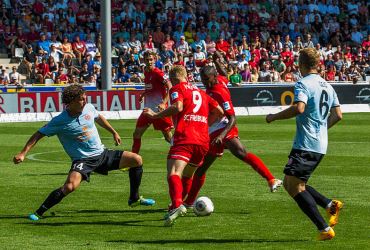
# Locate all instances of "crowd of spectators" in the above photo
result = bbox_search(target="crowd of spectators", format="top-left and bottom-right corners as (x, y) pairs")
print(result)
(0, 0), (369, 87)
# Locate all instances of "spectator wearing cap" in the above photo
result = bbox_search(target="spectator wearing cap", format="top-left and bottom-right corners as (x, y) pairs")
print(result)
(176, 36), (190, 56)
(37, 33), (51, 54)
(72, 35), (87, 65)
(194, 45), (206, 67)
(49, 44), (64, 64)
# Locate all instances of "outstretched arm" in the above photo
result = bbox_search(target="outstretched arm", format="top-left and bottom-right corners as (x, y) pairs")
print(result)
(266, 102), (306, 123)
(13, 131), (45, 164)
(95, 114), (121, 145)
(327, 106), (342, 129)
(144, 101), (183, 119)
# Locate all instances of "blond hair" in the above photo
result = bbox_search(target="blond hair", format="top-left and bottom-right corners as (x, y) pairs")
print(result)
(299, 48), (320, 70)
(169, 65), (187, 79)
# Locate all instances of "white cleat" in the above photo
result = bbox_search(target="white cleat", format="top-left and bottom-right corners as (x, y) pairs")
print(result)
(164, 205), (187, 227)
(268, 179), (283, 192)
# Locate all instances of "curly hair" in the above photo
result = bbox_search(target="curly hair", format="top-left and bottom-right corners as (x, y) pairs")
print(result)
(62, 84), (85, 104)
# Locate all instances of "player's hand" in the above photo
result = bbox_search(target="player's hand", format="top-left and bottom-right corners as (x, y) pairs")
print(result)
(266, 114), (274, 123)
(13, 153), (25, 164)
(113, 132), (121, 146)
(143, 108), (156, 118)
(157, 103), (166, 111)
(212, 135), (223, 145)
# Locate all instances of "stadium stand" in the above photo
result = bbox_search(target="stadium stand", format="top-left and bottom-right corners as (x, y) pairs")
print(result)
(0, 0), (368, 87)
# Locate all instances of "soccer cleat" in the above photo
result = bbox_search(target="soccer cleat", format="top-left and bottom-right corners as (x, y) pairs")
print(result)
(128, 196), (156, 207)
(28, 213), (41, 221)
(326, 200), (344, 227)
(164, 205), (187, 227)
(184, 203), (194, 212)
(318, 227), (335, 241)
(268, 179), (283, 192)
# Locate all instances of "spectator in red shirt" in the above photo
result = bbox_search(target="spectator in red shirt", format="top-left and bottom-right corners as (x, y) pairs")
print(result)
(36, 57), (52, 84)
(215, 37), (230, 56)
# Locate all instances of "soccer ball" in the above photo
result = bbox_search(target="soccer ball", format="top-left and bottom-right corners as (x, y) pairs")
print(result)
(193, 196), (214, 216)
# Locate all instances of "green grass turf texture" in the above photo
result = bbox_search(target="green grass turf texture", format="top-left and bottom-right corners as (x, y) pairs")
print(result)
(0, 113), (369, 250)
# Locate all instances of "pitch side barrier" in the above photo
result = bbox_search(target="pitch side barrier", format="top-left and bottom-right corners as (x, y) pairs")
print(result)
(0, 83), (369, 122)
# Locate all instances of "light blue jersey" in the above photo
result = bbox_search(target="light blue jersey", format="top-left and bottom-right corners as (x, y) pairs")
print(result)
(39, 103), (105, 161)
(293, 74), (340, 154)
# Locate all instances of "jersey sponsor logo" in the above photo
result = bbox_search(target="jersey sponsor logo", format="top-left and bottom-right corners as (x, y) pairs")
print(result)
(84, 114), (91, 120)
(223, 101), (231, 110)
(183, 114), (207, 123)
(171, 91), (179, 100)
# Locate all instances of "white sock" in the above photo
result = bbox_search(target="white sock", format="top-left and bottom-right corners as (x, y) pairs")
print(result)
(326, 201), (333, 209)
(321, 226), (331, 232)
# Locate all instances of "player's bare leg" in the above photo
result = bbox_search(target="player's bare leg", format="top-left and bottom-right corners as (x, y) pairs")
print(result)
(29, 171), (82, 221)
(284, 175), (334, 240)
(119, 151), (155, 207)
(183, 155), (217, 206)
(132, 125), (150, 154)
(226, 138), (282, 192)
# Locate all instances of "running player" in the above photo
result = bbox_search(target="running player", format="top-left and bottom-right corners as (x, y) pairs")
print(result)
(13, 84), (155, 221)
(266, 48), (343, 240)
(132, 51), (173, 154)
(143, 65), (223, 226)
(181, 65), (283, 208)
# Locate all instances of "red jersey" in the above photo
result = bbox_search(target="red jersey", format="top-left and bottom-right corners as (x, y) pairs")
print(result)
(144, 67), (168, 109)
(206, 82), (236, 134)
(170, 82), (218, 146)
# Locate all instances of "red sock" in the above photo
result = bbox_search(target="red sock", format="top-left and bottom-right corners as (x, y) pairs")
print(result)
(168, 175), (183, 209)
(243, 152), (274, 181)
(184, 174), (206, 205)
(181, 176), (193, 200)
(132, 138), (141, 154)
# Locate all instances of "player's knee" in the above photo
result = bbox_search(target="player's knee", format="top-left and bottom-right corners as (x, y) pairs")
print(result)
(133, 130), (142, 138)
(233, 148), (246, 159)
(63, 182), (79, 194)
(132, 153), (143, 167)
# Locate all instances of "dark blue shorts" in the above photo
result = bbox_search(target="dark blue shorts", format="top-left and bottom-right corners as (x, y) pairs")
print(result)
(69, 149), (123, 182)
(284, 149), (324, 182)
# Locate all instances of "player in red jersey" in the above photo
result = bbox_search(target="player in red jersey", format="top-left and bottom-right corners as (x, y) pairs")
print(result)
(143, 65), (223, 226)
(132, 51), (174, 154)
(181, 65), (283, 208)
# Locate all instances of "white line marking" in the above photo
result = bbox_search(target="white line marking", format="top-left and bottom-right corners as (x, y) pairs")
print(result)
(27, 151), (65, 163)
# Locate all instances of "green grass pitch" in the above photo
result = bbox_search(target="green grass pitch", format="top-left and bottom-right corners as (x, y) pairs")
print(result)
(0, 113), (369, 249)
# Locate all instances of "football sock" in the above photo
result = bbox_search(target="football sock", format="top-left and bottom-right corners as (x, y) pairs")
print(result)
(184, 174), (206, 205)
(243, 152), (274, 181)
(293, 191), (328, 231)
(132, 138), (141, 154)
(35, 188), (65, 216)
(168, 175), (183, 209)
(181, 176), (193, 200)
(306, 185), (331, 209)
(129, 165), (143, 201)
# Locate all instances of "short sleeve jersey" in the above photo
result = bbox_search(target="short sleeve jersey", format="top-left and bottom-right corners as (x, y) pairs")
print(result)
(144, 67), (168, 109)
(293, 74), (340, 154)
(39, 103), (105, 161)
(170, 82), (219, 147)
(207, 82), (236, 134)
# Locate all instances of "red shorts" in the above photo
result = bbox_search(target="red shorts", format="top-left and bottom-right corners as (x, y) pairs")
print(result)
(208, 126), (239, 157)
(167, 144), (209, 167)
(136, 111), (173, 131)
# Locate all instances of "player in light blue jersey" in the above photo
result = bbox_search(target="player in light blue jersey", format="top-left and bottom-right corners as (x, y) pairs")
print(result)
(13, 85), (155, 221)
(266, 48), (343, 241)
